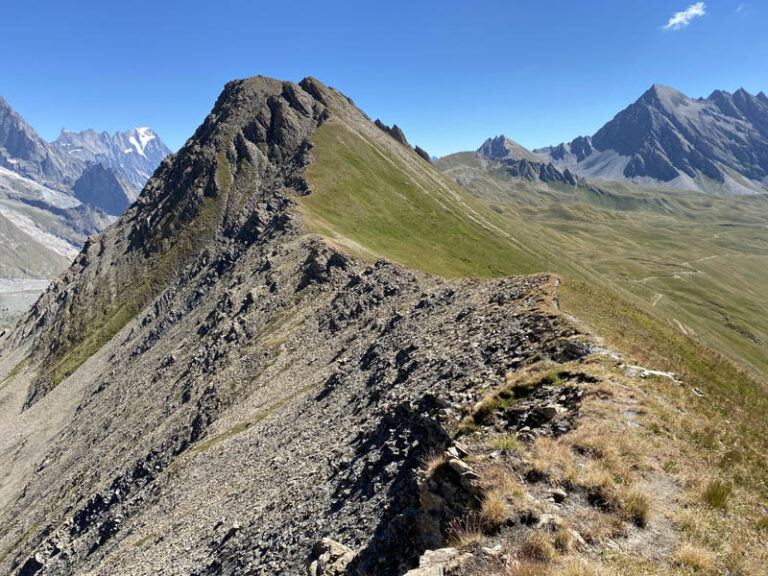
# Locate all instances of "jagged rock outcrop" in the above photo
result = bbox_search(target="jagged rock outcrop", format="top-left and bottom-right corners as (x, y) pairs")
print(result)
(476, 136), (577, 186)
(414, 146), (431, 162)
(0, 95), (76, 187)
(0, 76), (591, 576)
(375, 119), (409, 146)
(478, 135), (542, 163)
(536, 84), (768, 193)
(504, 158), (577, 186)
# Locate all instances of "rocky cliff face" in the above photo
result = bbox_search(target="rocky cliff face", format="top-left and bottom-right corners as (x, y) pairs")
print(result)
(0, 76), (592, 576)
(0, 96), (76, 188)
(71, 163), (134, 216)
(536, 85), (768, 193)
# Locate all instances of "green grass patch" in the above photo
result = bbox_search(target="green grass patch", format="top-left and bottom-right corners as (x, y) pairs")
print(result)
(489, 433), (523, 452)
(702, 479), (732, 510)
(0, 356), (29, 390)
(133, 532), (159, 548)
(0, 524), (36, 565)
(300, 119), (539, 278)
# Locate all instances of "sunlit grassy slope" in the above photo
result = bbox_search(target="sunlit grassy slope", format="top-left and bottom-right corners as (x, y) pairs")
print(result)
(298, 119), (540, 278)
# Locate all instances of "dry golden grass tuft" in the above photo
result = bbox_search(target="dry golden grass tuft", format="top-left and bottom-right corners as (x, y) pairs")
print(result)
(505, 560), (551, 576)
(529, 436), (577, 483)
(620, 486), (651, 527)
(556, 558), (610, 576)
(576, 509), (628, 544)
(446, 513), (485, 549)
(480, 489), (508, 530)
(479, 463), (525, 498)
(674, 544), (717, 574)
(552, 528), (574, 553)
(701, 478), (732, 510)
(421, 449), (447, 478)
(519, 530), (556, 563)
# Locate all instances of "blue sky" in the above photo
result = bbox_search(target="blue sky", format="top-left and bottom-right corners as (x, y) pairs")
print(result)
(1, 1), (765, 156)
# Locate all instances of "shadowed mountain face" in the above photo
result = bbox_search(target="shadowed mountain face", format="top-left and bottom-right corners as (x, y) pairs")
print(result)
(0, 96), (76, 187)
(536, 85), (768, 194)
(71, 163), (133, 216)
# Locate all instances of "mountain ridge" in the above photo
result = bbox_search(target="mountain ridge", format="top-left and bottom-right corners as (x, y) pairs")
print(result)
(53, 126), (171, 195)
(534, 84), (768, 194)
(1, 75), (767, 576)
(0, 74), (584, 575)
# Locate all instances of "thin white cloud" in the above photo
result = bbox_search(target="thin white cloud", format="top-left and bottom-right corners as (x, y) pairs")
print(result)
(736, 3), (746, 13)
(662, 2), (706, 30)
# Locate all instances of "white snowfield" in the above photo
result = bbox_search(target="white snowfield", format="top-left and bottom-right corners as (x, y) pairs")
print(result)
(128, 127), (157, 159)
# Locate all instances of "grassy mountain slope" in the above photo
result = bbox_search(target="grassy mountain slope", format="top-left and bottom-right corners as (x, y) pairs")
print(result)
(299, 119), (539, 278)
(437, 152), (768, 379)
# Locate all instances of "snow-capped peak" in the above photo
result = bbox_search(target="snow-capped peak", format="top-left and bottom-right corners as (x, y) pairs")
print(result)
(128, 128), (156, 158)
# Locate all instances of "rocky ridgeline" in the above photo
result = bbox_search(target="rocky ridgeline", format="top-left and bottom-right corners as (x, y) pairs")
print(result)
(537, 85), (768, 192)
(374, 119), (432, 162)
(0, 77), (592, 576)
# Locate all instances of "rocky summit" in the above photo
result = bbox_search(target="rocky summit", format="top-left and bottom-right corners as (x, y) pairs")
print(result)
(0, 76), (593, 575)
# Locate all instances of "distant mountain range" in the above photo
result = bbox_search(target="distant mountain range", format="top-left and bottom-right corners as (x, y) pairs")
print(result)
(53, 126), (170, 193)
(0, 94), (169, 323)
(534, 84), (768, 194)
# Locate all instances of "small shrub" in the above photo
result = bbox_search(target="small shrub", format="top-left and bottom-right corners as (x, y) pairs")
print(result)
(519, 530), (556, 563)
(702, 479), (732, 510)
